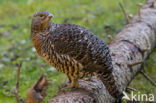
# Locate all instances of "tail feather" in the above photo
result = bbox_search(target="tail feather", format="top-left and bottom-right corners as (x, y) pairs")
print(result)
(97, 71), (123, 98)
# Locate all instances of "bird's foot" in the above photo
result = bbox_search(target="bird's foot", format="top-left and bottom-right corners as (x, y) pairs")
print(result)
(59, 79), (79, 92)
(59, 84), (77, 92)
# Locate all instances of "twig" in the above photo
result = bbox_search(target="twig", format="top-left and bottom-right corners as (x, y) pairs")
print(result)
(141, 48), (150, 52)
(137, 3), (143, 7)
(140, 70), (156, 87)
(126, 87), (138, 92)
(138, 9), (142, 22)
(107, 35), (113, 41)
(128, 61), (143, 67)
(137, 3), (143, 22)
(119, 2), (130, 24)
(128, 14), (133, 19)
(150, 0), (155, 8)
(14, 63), (22, 103)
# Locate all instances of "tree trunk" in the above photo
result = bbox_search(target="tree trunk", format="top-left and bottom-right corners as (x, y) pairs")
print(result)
(48, 0), (156, 103)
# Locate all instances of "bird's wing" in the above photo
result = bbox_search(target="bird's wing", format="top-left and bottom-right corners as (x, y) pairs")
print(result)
(48, 24), (112, 70)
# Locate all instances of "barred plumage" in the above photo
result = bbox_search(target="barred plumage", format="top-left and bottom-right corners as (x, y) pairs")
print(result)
(31, 11), (123, 98)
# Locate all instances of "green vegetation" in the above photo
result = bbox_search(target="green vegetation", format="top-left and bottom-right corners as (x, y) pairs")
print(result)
(0, 0), (155, 103)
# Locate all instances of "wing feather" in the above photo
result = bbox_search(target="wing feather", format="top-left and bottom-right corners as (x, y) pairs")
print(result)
(48, 24), (112, 71)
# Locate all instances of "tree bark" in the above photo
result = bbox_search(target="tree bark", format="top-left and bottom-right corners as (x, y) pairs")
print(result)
(48, 0), (156, 103)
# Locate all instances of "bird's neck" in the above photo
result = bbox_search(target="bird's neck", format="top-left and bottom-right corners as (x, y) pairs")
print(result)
(31, 26), (50, 38)
(32, 34), (45, 56)
(31, 28), (50, 56)
(31, 22), (55, 56)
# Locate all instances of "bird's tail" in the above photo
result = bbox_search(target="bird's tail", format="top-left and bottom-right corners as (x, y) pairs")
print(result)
(97, 70), (123, 99)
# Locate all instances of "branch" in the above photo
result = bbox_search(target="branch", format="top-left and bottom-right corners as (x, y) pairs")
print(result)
(14, 63), (22, 103)
(128, 61), (143, 67)
(48, 0), (156, 102)
(150, 0), (155, 7)
(107, 35), (113, 42)
(137, 3), (143, 22)
(140, 70), (156, 87)
(119, 2), (130, 23)
(126, 87), (138, 93)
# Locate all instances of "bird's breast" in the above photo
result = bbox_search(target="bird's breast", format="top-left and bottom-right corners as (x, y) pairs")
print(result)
(41, 46), (83, 76)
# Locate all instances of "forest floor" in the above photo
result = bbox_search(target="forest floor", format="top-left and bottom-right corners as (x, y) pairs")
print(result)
(0, 0), (155, 102)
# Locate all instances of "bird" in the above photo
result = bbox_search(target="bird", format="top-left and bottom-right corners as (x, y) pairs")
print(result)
(31, 11), (123, 99)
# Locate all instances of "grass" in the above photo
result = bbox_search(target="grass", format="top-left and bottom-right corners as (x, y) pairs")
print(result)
(0, 0), (155, 103)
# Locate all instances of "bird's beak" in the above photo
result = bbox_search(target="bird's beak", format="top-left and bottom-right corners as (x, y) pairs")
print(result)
(48, 13), (54, 19)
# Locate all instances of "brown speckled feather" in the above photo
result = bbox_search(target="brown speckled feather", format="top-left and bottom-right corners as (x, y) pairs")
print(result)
(48, 24), (112, 71)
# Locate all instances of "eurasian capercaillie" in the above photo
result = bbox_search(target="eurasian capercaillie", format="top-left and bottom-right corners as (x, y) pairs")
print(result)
(31, 11), (123, 99)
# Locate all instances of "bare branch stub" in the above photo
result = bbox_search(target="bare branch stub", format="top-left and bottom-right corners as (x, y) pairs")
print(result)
(137, 3), (143, 7)
(150, 0), (155, 8)
(107, 35), (113, 42)
(119, 2), (130, 24)
(126, 87), (138, 93)
(138, 9), (142, 22)
(128, 14), (133, 19)
(141, 48), (150, 53)
(128, 61), (143, 67)
(14, 63), (22, 103)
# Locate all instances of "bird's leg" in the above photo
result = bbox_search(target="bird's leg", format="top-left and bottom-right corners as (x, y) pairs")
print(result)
(73, 78), (79, 88)
(66, 76), (79, 88)
(67, 75), (72, 83)
(60, 76), (79, 92)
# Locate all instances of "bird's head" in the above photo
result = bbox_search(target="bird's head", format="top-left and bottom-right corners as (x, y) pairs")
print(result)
(31, 11), (53, 37)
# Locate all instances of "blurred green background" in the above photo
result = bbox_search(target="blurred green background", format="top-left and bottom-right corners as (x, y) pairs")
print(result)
(0, 0), (155, 103)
